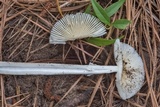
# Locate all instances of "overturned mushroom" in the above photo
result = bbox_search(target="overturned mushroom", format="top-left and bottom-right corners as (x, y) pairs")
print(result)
(49, 13), (106, 44)
(0, 39), (144, 99)
(114, 39), (145, 99)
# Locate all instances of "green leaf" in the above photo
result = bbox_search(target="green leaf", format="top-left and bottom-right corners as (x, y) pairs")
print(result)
(105, 0), (125, 17)
(86, 36), (124, 46)
(112, 19), (131, 29)
(85, 4), (91, 14)
(91, 0), (110, 25)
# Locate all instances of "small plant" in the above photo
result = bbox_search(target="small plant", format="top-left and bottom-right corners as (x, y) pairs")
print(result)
(85, 0), (131, 46)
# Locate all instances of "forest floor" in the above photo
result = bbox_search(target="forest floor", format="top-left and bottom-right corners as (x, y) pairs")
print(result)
(0, 0), (160, 107)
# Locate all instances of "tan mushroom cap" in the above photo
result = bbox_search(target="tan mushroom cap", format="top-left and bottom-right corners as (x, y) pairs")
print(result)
(114, 39), (145, 100)
(50, 13), (106, 44)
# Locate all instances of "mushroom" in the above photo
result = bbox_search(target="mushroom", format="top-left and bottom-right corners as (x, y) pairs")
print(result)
(49, 13), (106, 44)
(114, 39), (145, 99)
(0, 39), (144, 99)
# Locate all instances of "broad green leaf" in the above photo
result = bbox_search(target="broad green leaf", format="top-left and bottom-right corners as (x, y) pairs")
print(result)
(91, 0), (110, 25)
(105, 0), (125, 17)
(86, 36), (124, 46)
(112, 19), (131, 29)
(85, 4), (91, 14)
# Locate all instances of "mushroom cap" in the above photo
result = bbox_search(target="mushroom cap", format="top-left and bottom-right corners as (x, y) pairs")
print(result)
(114, 39), (145, 100)
(50, 13), (106, 44)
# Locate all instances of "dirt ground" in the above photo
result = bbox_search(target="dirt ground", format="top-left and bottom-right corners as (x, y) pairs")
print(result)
(1, 0), (160, 107)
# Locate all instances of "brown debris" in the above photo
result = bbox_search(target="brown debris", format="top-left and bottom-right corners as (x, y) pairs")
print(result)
(57, 89), (92, 107)
(44, 77), (61, 101)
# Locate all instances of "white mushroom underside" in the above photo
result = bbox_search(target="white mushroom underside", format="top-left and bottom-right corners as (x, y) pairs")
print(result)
(50, 13), (106, 44)
(114, 39), (145, 100)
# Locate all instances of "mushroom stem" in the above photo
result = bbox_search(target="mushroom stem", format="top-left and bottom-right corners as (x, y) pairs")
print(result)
(0, 62), (118, 75)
